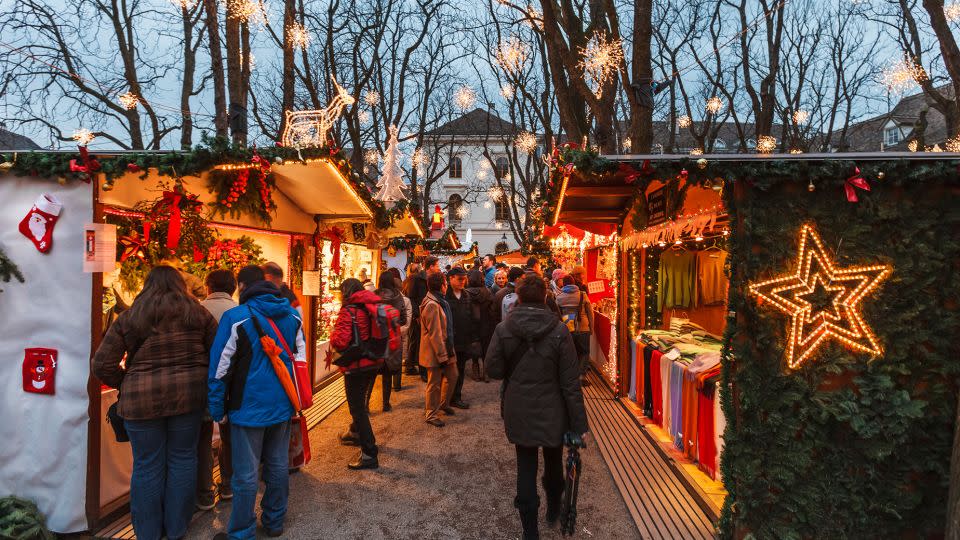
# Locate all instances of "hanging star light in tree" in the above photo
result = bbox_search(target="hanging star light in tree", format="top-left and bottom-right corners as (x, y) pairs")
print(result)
(578, 32), (624, 98)
(287, 22), (311, 49)
(364, 149), (381, 166)
(756, 135), (777, 153)
(495, 35), (530, 76)
(118, 91), (140, 110)
(72, 128), (95, 146)
(706, 96), (724, 115)
(228, 0), (268, 25)
(881, 55), (928, 93)
(454, 85), (477, 110)
(515, 131), (537, 154)
(488, 185), (504, 201)
(947, 2), (960, 22)
(750, 224), (892, 370)
(364, 91), (380, 107)
(677, 115), (692, 128)
(357, 110), (370, 124)
(374, 125), (408, 204)
(792, 109), (810, 125)
(500, 83), (515, 100)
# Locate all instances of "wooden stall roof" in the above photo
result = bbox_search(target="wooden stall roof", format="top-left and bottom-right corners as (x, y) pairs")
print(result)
(384, 212), (425, 239)
(272, 159), (373, 220)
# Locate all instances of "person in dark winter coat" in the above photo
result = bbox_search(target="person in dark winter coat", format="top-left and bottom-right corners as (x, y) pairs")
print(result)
(329, 279), (383, 470)
(555, 274), (594, 385)
(445, 267), (476, 408)
(368, 272), (408, 412)
(486, 274), (589, 540)
(466, 269), (494, 381)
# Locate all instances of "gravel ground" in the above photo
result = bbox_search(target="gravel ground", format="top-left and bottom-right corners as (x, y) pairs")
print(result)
(185, 371), (641, 540)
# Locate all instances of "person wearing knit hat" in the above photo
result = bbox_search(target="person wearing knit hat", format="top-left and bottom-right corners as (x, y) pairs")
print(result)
(570, 266), (588, 293)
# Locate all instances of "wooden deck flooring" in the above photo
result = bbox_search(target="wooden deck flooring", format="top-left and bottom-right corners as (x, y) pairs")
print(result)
(583, 370), (716, 539)
(93, 376), (346, 539)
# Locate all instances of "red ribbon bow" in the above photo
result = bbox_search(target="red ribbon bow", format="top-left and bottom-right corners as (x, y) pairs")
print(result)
(119, 232), (147, 262)
(845, 167), (871, 203)
(69, 146), (101, 182)
(316, 226), (345, 274)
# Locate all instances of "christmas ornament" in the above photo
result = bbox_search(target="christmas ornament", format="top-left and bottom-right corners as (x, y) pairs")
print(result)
(102, 180), (114, 191)
(0, 153), (15, 173)
(274, 156), (284, 164)
(22, 348), (57, 395)
(18, 194), (62, 253)
(749, 223), (892, 369)
(808, 179), (815, 192)
(374, 125), (408, 203)
(877, 171), (885, 180)
(697, 158), (708, 170)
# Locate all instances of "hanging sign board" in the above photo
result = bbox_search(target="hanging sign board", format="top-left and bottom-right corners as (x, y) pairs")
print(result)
(83, 223), (117, 273)
(587, 280), (606, 295)
(302, 270), (321, 296)
(647, 186), (667, 227)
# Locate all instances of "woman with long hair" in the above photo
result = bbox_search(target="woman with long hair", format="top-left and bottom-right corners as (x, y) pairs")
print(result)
(93, 265), (218, 540)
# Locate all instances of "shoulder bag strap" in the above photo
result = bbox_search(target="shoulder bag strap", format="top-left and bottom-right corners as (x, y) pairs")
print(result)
(265, 318), (295, 359)
(574, 291), (585, 328)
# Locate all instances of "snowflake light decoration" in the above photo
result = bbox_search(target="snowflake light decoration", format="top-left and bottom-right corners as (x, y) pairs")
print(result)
(488, 185), (504, 201)
(578, 32), (623, 98)
(756, 135), (777, 153)
(454, 86), (477, 111)
(357, 110), (370, 124)
(946, 2), (960, 22)
(287, 22), (310, 49)
(411, 148), (430, 169)
(118, 92), (140, 110)
(363, 91), (380, 107)
(495, 36), (530, 76)
(72, 128), (95, 146)
(364, 149), (381, 165)
(706, 96), (724, 115)
(515, 131), (537, 154)
(689, 147), (703, 156)
(228, 0), (267, 25)
(456, 205), (469, 219)
(881, 56), (928, 93)
(792, 109), (810, 125)
(677, 115), (692, 128)
(500, 83), (515, 100)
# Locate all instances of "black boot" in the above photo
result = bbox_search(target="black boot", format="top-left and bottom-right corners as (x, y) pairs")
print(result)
(515, 496), (540, 540)
(543, 475), (564, 526)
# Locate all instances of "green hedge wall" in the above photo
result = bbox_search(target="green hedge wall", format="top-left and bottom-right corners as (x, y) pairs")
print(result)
(715, 159), (960, 539)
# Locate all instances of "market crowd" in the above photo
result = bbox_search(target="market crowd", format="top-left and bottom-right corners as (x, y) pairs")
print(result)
(92, 253), (590, 540)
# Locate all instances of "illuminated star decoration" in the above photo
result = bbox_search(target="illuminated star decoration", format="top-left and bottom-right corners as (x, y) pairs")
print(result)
(454, 86), (476, 111)
(577, 32), (624, 98)
(749, 223), (892, 369)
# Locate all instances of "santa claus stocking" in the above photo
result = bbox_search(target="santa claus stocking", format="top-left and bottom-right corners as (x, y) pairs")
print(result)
(19, 194), (62, 253)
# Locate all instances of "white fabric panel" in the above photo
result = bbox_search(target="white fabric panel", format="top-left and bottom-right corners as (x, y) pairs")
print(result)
(381, 249), (408, 278)
(99, 389), (132, 507)
(0, 177), (93, 532)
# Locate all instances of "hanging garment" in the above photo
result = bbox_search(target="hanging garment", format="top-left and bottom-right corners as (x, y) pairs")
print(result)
(682, 368), (699, 460)
(660, 352), (673, 429)
(642, 346), (654, 417)
(629, 341), (638, 402)
(670, 361), (685, 450)
(697, 249), (729, 306)
(696, 367), (722, 479)
(658, 250), (697, 312)
(650, 349), (663, 425)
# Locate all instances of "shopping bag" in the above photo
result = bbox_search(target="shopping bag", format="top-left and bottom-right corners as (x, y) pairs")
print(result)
(266, 318), (313, 409)
(289, 414), (312, 468)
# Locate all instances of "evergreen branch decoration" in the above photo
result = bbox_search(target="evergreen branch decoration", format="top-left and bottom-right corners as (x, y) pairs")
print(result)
(0, 247), (25, 285)
(0, 496), (55, 540)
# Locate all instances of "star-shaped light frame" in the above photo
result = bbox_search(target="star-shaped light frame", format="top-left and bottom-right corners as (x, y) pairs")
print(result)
(749, 223), (892, 369)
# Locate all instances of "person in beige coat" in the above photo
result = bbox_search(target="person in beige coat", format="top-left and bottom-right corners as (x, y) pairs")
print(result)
(419, 272), (458, 427)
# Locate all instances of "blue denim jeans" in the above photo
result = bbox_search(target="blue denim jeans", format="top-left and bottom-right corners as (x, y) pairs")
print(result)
(228, 421), (291, 539)
(124, 411), (203, 540)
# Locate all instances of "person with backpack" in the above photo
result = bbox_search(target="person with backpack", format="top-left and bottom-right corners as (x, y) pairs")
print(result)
(330, 278), (399, 470)
(556, 274), (594, 386)
(369, 271), (408, 411)
(485, 274), (589, 540)
(419, 271), (457, 427)
(207, 265), (304, 540)
(93, 266), (218, 540)
(492, 266), (525, 325)
(466, 269), (493, 382)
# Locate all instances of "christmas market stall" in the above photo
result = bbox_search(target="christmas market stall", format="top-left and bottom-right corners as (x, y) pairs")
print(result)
(0, 139), (395, 533)
(546, 147), (960, 538)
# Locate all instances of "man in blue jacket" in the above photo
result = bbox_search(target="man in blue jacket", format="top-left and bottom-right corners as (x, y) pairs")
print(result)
(209, 265), (305, 540)
(482, 253), (497, 288)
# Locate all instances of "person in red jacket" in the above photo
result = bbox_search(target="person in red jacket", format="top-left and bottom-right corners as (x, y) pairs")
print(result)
(329, 278), (383, 470)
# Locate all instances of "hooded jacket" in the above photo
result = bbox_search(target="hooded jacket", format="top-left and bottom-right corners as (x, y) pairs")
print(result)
(208, 281), (305, 427)
(330, 290), (385, 374)
(556, 284), (594, 333)
(486, 304), (589, 447)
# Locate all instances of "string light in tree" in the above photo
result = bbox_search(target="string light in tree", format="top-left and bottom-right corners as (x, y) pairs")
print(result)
(689, 148), (703, 156)
(706, 96), (724, 115)
(488, 185), (504, 201)
(72, 128), (95, 146)
(364, 149), (381, 165)
(881, 55), (928, 93)
(515, 131), (537, 154)
(287, 22), (311, 49)
(494, 36), (530, 76)
(523, 6), (543, 30)
(623, 137), (632, 152)
(677, 115), (692, 128)
(749, 223), (892, 370)
(756, 135), (777, 153)
(357, 110), (370, 124)
(363, 91), (380, 107)
(118, 92), (140, 110)
(411, 148), (430, 170)
(578, 32), (624, 98)
(500, 83), (515, 100)
(946, 2), (960, 22)
(228, 0), (268, 24)
(792, 109), (810, 125)
(454, 85), (477, 110)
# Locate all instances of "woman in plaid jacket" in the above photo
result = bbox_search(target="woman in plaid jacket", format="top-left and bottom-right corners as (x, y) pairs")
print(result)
(93, 265), (217, 540)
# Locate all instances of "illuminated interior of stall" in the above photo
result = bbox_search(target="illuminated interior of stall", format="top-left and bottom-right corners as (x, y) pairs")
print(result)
(620, 179), (729, 514)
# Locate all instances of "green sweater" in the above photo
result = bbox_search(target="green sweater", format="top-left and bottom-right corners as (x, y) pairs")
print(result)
(658, 250), (696, 312)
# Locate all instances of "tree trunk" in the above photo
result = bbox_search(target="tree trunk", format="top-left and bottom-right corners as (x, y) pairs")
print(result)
(921, 0), (960, 137)
(225, 6), (245, 145)
(629, 0), (654, 153)
(949, 391), (960, 540)
(204, 0), (228, 137)
(180, 6), (196, 150)
(279, 0), (296, 136)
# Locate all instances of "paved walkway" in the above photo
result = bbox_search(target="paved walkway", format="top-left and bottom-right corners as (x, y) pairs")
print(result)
(184, 371), (641, 539)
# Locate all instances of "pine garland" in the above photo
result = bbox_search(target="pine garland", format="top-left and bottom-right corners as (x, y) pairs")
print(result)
(0, 496), (54, 540)
(0, 247), (25, 286)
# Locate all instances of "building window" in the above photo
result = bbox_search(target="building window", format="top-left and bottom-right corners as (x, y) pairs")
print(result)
(448, 193), (463, 222)
(494, 197), (511, 222)
(885, 127), (901, 146)
(449, 156), (462, 178)
(495, 157), (510, 179)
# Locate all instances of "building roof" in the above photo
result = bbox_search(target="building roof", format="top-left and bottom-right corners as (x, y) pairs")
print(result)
(426, 109), (520, 137)
(841, 85), (954, 151)
(0, 128), (42, 150)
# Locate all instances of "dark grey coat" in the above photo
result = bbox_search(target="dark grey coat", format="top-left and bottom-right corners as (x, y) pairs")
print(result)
(485, 304), (589, 448)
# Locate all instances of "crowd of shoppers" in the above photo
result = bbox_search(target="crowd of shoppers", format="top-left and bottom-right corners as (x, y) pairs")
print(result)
(92, 251), (590, 540)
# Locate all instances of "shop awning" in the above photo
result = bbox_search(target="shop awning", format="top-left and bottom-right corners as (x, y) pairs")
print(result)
(551, 171), (635, 235)
(384, 212), (425, 239)
(272, 159), (373, 220)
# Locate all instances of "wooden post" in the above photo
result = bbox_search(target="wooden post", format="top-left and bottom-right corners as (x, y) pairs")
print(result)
(948, 393), (960, 540)
(85, 182), (104, 529)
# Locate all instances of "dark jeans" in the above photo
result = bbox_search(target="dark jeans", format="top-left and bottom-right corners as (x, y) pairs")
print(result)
(405, 320), (421, 369)
(229, 421), (291, 539)
(365, 365), (392, 410)
(515, 445), (564, 514)
(198, 420), (233, 504)
(345, 370), (378, 457)
(124, 411), (202, 540)
(452, 350), (469, 402)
